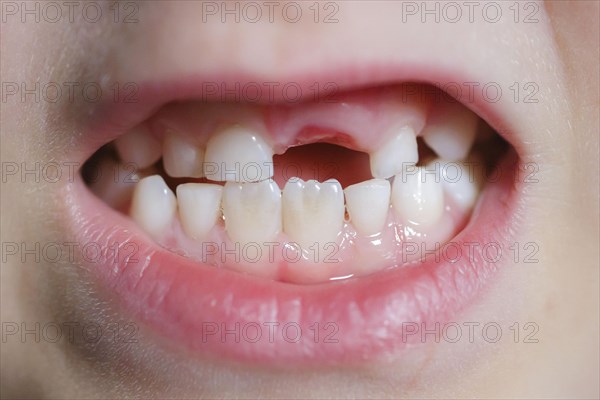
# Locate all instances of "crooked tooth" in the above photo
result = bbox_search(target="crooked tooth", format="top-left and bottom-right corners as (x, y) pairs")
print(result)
(115, 125), (162, 169)
(176, 183), (222, 240)
(130, 175), (176, 239)
(432, 159), (481, 211)
(163, 132), (205, 178)
(392, 166), (444, 227)
(204, 125), (273, 182)
(283, 179), (344, 250)
(222, 180), (281, 244)
(344, 179), (390, 236)
(422, 102), (478, 161)
(370, 126), (418, 179)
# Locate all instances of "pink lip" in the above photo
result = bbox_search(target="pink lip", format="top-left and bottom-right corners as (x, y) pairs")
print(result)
(65, 66), (525, 366)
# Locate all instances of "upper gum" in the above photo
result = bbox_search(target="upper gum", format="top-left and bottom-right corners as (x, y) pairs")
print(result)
(149, 84), (435, 155)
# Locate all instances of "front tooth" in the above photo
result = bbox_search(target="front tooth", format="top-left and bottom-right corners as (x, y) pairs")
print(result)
(422, 102), (478, 161)
(433, 159), (481, 211)
(176, 183), (222, 240)
(204, 125), (273, 182)
(115, 125), (162, 169)
(222, 180), (281, 244)
(344, 179), (391, 236)
(370, 126), (418, 179)
(163, 132), (205, 178)
(283, 179), (344, 250)
(130, 175), (176, 239)
(392, 166), (444, 227)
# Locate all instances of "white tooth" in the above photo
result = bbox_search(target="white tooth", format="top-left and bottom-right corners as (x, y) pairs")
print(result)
(115, 125), (162, 169)
(392, 166), (444, 227)
(204, 125), (273, 182)
(431, 159), (480, 211)
(370, 126), (418, 179)
(163, 132), (205, 178)
(222, 180), (281, 244)
(344, 179), (390, 236)
(130, 175), (176, 239)
(176, 183), (222, 240)
(422, 102), (478, 161)
(283, 179), (344, 250)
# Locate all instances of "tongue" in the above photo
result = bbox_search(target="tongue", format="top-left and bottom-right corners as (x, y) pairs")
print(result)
(273, 142), (372, 188)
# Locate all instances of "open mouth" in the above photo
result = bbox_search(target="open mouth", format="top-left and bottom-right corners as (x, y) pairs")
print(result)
(83, 84), (507, 283)
(67, 75), (522, 366)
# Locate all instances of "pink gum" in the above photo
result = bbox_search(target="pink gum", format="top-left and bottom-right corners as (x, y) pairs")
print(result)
(157, 189), (470, 285)
(148, 84), (434, 154)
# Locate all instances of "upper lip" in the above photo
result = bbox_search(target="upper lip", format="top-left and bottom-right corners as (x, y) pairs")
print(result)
(65, 64), (527, 366)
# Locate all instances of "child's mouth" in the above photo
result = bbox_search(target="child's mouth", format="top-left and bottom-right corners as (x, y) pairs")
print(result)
(82, 84), (508, 284)
(65, 71), (524, 366)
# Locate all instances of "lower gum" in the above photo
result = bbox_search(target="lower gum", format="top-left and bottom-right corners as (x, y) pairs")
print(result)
(156, 193), (469, 284)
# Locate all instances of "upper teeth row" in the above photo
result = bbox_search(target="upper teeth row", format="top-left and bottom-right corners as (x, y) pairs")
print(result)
(115, 106), (478, 182)
(130, 160), (479, 250)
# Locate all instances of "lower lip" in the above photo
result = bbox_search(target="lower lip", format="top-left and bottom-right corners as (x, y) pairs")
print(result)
(65, 152), (521, 366)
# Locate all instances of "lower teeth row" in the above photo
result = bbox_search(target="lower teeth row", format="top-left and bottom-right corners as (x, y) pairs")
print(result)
(122, 158), (480, 279)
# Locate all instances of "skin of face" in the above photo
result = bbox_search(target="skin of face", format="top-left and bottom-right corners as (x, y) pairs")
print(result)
(1, 1), (598, 398)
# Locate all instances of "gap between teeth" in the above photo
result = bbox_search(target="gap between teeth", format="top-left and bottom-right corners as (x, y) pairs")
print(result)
(116, 98), (478, 185)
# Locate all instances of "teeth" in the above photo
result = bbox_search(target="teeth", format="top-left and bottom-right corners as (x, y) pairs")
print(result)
(204, 125), (274, 182)
(176, 183), (222, 240)
(222, 180), (282, 244)
(115, 125), (162, 169)
(422, 102), (478, 161)
(370, 126), (418, 179)
(391, 166), (444, 227)
(130, 175), (176, 239)
(432, 159), (481, 211)
(163, 132), (205, 178)
(283, 179), (344, 250)
(344, 179), (391, 236)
